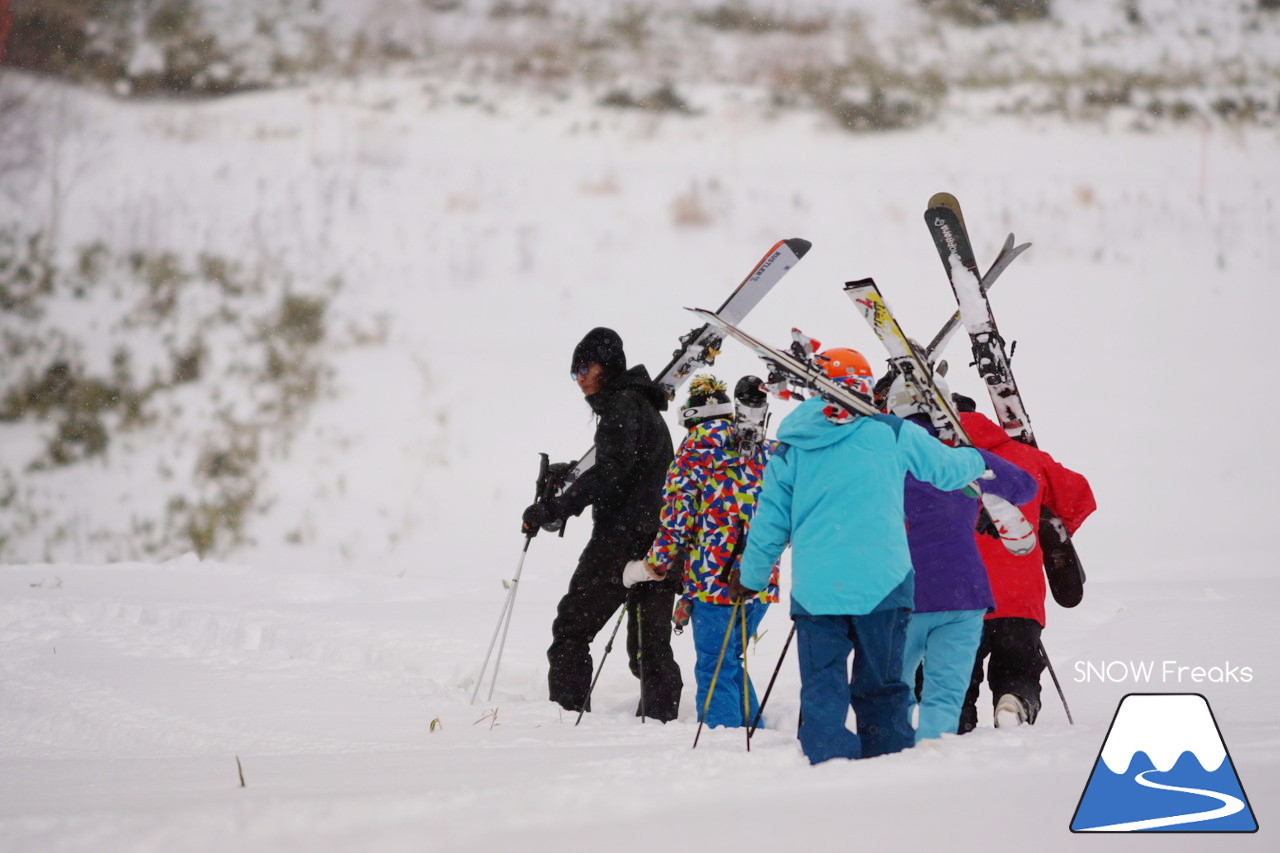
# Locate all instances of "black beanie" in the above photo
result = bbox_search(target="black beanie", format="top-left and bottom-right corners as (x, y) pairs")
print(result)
(571, 327), (626, 376)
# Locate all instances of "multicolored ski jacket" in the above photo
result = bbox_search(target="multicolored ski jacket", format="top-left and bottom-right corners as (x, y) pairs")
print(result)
(642, 419), (780, 605)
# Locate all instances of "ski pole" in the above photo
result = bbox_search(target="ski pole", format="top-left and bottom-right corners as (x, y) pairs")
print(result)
(576, 603), (627, 726)
(747, 623), (794, 740)
(472, 453), (554, 704)
(693, 601), (742, 749)
(740, 601), (751, 752)
(1039, 639), (1074, 725)
(471, 533), (531, 704)
(634, 595), (646, 723)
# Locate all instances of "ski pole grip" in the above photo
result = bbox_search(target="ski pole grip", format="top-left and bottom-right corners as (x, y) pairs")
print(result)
(534, 452), (568, 536)
(536, 452), (550, 498)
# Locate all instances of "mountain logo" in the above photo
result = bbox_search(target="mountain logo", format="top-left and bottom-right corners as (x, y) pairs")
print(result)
(1070, 693), (1258, 832)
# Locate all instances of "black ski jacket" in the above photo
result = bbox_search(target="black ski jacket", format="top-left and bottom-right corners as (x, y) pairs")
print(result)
(557, 365), (674, 543)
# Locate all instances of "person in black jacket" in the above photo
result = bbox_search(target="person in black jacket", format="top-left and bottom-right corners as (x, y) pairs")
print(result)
(521, 327), (684, 721)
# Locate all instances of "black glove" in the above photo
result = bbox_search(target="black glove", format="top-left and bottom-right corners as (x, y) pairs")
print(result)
(521, 501), (560, 535)
(545, 461), (574, 490)
(726, 568), (758, 603)
(976, 510), (1001, 540)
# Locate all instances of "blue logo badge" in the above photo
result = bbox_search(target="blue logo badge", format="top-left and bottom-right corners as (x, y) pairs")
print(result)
(1071, 693), (1257, 832)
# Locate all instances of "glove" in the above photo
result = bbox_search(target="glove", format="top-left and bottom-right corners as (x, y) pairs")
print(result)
(521, 501), (559, 535)
(726, 568), (758, 603)
(975, 510), (1001, 540)
(545, 461), (574, 490)
(622, 559), (663, 588)
(672, 597), (693, 634)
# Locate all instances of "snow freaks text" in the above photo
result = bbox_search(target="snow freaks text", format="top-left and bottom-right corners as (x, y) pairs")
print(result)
(1073, 661), (1253, 684)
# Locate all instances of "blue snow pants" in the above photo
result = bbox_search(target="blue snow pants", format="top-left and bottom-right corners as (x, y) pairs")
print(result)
(793, 607), (914, 764)
(902, 609), (985, 742)
(691, 599), (768, 728)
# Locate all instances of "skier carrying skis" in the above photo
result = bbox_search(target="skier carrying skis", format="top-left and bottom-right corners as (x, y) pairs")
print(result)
(522, 327), (683, 721)
(955, 396), (1097, 731)
(623, 374), (780, 729)
(731, 348), (988, 764)
(881, 373), (1037, 742)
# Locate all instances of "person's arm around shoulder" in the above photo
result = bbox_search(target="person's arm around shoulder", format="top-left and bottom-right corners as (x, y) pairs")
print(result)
(976, 448), (1038, 506)
(895, 416), (987, 492)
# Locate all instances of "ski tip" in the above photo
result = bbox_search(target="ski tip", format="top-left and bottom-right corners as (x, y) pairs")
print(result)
(843, 277), (875, 291)
(927, 191), (960, 210)
(785, 238), (813, 258)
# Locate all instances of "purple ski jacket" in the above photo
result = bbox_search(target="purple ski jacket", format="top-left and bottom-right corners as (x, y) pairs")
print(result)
(904, 416), (1037, 614)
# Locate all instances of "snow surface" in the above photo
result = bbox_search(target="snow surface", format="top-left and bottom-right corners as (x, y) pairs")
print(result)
(2, 563), (1276, 851)
(3, 2), (1280, 848)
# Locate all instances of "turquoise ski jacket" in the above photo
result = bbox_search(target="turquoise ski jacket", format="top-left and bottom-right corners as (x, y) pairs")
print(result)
(738, 397), (986, 615)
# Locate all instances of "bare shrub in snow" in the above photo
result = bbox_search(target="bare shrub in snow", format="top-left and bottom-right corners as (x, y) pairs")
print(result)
(669, 186), (713, 229)
(920, 0), (1053, 27)
(0, 231), (340, 561)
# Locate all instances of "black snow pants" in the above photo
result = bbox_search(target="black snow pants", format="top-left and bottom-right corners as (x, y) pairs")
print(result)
(546, 525), (683, 721)
(959, 616), (1044, 733)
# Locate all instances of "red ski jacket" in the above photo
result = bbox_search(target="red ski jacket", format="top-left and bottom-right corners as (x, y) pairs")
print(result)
(960, 411), (1097, 626)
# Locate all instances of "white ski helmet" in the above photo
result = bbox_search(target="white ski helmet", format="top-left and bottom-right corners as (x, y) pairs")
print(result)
(885, 370), (950, 419)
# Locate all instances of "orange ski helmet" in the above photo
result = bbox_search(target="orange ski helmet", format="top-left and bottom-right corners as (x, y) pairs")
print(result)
(818, 347), (873, 398)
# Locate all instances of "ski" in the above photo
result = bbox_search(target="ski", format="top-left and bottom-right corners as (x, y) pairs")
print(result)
(924, 192), (1086, 607)
(686, 307), (1016, 533)
(686, 309), (881, 418)
(846, 278), (966, 443)
(844, 279), (1035, 556)
(925, 232), (1032, 360)
(925, 195), (1034, 444)
(558, 239), (811, 497)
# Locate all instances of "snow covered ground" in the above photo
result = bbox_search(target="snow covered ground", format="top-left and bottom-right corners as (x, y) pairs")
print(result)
(3, 3), (1280, 847)
(2, 560), (1275, 850)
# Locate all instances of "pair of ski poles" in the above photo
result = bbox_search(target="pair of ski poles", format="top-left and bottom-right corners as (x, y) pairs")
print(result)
(691, 598), (797, 750)
(689, 620), (1071, 745)
(471, 453), (561, 705)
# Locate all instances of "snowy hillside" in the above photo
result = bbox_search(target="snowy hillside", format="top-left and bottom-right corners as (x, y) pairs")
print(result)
(1, 0), (1279, 849)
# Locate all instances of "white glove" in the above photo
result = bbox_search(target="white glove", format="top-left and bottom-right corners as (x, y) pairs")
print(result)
(621, 559), (661, 588)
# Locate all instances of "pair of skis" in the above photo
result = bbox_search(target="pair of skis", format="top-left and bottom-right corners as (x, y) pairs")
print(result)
(924, 193), (1085, 607)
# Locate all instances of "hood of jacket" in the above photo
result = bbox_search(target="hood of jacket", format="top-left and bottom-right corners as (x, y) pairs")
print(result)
(958, 410), (1012, 451)
(674, 418), (737, 471)
(776, 396), (868, 449)
(588, 364), (669, 414)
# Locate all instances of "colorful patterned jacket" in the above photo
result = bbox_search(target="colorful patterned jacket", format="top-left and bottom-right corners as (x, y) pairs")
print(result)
(643, 418), (780, 605)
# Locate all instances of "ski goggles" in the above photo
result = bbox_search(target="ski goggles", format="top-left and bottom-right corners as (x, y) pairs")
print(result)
(680, 401), (735, 424)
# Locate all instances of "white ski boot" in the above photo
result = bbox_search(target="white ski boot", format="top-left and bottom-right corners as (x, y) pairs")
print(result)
(994, 693), (1029, 728)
